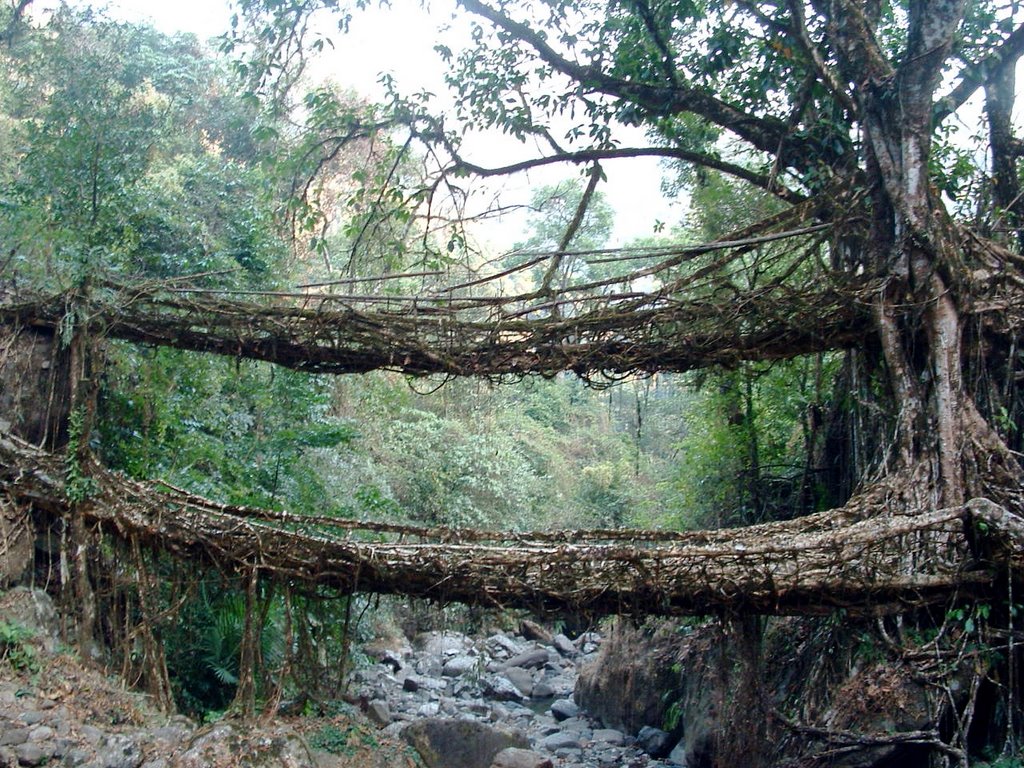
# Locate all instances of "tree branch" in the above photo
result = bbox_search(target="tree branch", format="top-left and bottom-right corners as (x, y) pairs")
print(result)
(3, 0), (31, 46)
(457, 0), (829, 172)
(824, 0), (895, 87)
(539, 162), (602, 298)
(445, 144), (807, 205)
(624, 0), (680, 86)
(934, 22), (1024, 124)
(785, 0), (858, 117)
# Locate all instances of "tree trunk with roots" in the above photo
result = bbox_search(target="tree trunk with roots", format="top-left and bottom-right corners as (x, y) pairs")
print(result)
(825, 0), (1021, 516)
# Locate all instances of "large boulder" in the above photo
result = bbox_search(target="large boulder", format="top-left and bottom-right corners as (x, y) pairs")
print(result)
(0, 501), (32, 588)
(576, 616), (942, 768)
(0, 587), (60, 651)
(0, 327), (71, 448)
(500, 649), (549, 671)
(575, 619), (686, 736)
(636, 726), (674, 758)
(490, 747), (553, 768)
(171, 722), (315, 768)
(402, 719), (528, 768)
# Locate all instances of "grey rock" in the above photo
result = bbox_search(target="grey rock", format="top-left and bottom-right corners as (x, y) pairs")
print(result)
(531, 681), (555, 699)
(464, 700), (491, 717)
(443, 654), (479, 677)
(552, 634), (576, 657)
(487, 635), (523, 659)
(27, 725), (53, 742)
(403, 676), (421, 692)
(503, 667), (534, 698)
(141, 760), (169, 768)
(378, 650), (404, 672)
(490, 746), (554, 768)
(556, 716), (590, 735)
(549, 699), (580, 721)
(637, 726), (674, 759)
(510, 710), (534, 723)
(519, 620), (553, 644)
(502, 649), (549, 670)
(174, 722), (314, 768)
(419, 677), (448, 692)
(97, 734), (143, 768)
(439, 697), (460, 716)
(367, 699), (391, 727)
(51, 737), (73, 758)
(14, 741), (54, 766)
(80, 725), (105, 745)
(668, 739), (688, 766)
(417, 702), (441, 717)
(64, 747), (92, 766)
(538, 731), (580, 751)
(402, 718), (528, 768)
(482, 676), (524, 702)
(17, 712), (43, 726)
(417, 658), (444, 677)
(149, 726), (189, 749)
(0, 588), (60, 651)
(453, 678), (482, 698)
(417, 631), (469, 658)
(0, 728), (29, 746)
(592, 729), (625, 746)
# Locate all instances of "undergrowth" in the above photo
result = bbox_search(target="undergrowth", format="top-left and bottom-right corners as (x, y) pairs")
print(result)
(0, 621), (38, 673)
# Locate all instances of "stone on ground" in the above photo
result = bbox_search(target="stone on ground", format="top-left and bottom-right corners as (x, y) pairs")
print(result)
(549, 699), (579, 721)
(552, 634), (576, 657)
(402, 718), (528, 768)
(490, 746), (553, 768)
(172, 722), (314, 768)
(519, 621), (553, 644)
(636, 725), (674, 758)
(502, 667), (534, 698)
(501, 649), (550, 671)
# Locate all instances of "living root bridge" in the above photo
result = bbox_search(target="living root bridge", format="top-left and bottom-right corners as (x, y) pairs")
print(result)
(2, 430), (1020, 617)
(0, 277), (872, 377)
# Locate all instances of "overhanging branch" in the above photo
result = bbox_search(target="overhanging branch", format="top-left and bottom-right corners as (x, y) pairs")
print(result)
(457, 0), (827, 172)
(934, 22), (1024, 124)
(448, 145), (807, 205)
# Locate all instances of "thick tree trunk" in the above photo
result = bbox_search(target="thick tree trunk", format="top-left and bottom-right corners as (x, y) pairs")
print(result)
(231, 567), (260, 718)
(837, 0), (985, 509)
(715, 615), (768, 768)
(986, 62), (1024, 251)
(0, 326), (72, 449)
(67, 333), (101, 659)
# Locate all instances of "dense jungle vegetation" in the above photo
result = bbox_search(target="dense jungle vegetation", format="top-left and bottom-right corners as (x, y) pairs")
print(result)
(1, 3), (861, 528)
(0, 5), (835, 537)
(0, 3), (840, 715)
(2, 1), (1023, 764)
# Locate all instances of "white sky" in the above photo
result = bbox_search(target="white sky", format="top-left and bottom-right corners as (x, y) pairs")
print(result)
(59, 0), (684, 250)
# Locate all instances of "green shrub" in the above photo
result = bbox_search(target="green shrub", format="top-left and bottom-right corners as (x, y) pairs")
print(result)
(0, 621), (38, 673)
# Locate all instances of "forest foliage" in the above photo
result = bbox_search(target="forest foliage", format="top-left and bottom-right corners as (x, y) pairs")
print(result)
(0, 3), (842, 714)
(2, 2), (1022, 755)
(0, 3), (830, 537)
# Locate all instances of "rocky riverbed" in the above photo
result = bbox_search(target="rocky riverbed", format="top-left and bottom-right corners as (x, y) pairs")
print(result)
(350, 621), (686, 767)
(0, 587), (687, 768)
